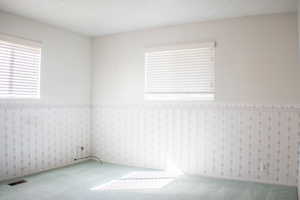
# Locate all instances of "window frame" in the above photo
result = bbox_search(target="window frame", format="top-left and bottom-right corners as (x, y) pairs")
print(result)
(0, 33), (42, 100)
(144, 41), (216, 101)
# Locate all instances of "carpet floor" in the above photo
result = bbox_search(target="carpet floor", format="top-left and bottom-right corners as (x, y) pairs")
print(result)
(0, 160), (297, 200)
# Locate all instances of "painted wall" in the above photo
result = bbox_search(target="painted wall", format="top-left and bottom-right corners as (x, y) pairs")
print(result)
(92, 13), (299, 105)
(91, 13), (300, 186)
(298, 0), (300, 66)
(0, 11), (91, 105)
(297, 0), (300, 197)
(0, 12), (91, 181)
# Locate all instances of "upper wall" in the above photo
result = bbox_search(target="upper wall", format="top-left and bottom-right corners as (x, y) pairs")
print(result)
(0, 11), (91, 105)
(92, 13), (299, 105)
(299, 1), (300, 54)
(296, 1), (299, 193)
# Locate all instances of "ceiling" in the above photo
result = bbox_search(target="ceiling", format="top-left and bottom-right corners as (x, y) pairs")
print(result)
(0, 0), (297, 36)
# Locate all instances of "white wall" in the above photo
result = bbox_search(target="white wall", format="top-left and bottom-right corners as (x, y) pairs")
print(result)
(92, 13), (299, 105)
(298, 0), (300, 65)
(0, 12), (91, 181)
(91, 13), (300, 186)
(297, 0), (300, 197)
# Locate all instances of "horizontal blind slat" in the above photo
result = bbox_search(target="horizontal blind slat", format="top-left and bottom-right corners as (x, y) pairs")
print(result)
(0, 47), (41, 58)
(0, 68), (39, 75)
(0, 57), (40, 66)
(0, 54), (40, 64)
(0, 74), (39, 80)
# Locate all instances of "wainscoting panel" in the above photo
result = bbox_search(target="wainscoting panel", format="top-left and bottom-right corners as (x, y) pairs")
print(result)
(0, 104), (91, 181)
(92, 104), (300, 186)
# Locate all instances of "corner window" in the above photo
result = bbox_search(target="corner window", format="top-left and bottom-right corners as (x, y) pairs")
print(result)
(144, 42), (215, 101)
(0, 34), (41, 99)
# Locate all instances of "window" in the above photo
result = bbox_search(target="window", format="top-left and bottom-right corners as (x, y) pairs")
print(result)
(144, 42), (215, 101)
(0, 34), (41, 99)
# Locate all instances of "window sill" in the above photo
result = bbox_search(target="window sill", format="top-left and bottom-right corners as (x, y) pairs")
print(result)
(144, 93), (214, 101)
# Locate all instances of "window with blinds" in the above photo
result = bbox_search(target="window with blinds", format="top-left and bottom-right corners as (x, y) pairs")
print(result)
(0, 34), (41, 99)
(144, 42), (215, 101)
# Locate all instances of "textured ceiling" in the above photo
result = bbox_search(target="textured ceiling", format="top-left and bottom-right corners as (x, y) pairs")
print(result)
(0, 0), (297, 36)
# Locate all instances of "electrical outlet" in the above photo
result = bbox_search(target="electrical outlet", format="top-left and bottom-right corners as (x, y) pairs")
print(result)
(260, 162), (270, 173)
(265, 163), (270, 173)
(260, 162), (264, 171)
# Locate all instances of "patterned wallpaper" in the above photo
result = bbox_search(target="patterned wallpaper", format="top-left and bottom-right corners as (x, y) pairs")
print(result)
(92, 104), (300, 186)
(1, 103), (299, 187)
(0, 104), (91, 181)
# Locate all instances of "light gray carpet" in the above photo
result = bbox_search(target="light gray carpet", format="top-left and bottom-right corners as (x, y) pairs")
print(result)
(0, 160), (297, 200)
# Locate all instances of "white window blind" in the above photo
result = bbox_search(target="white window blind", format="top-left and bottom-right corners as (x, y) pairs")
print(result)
(145, 42), (215, 101)
(0, 34), (41, 99)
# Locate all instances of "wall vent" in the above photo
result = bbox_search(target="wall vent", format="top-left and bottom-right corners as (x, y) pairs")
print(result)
(8, 179), (27, 186)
